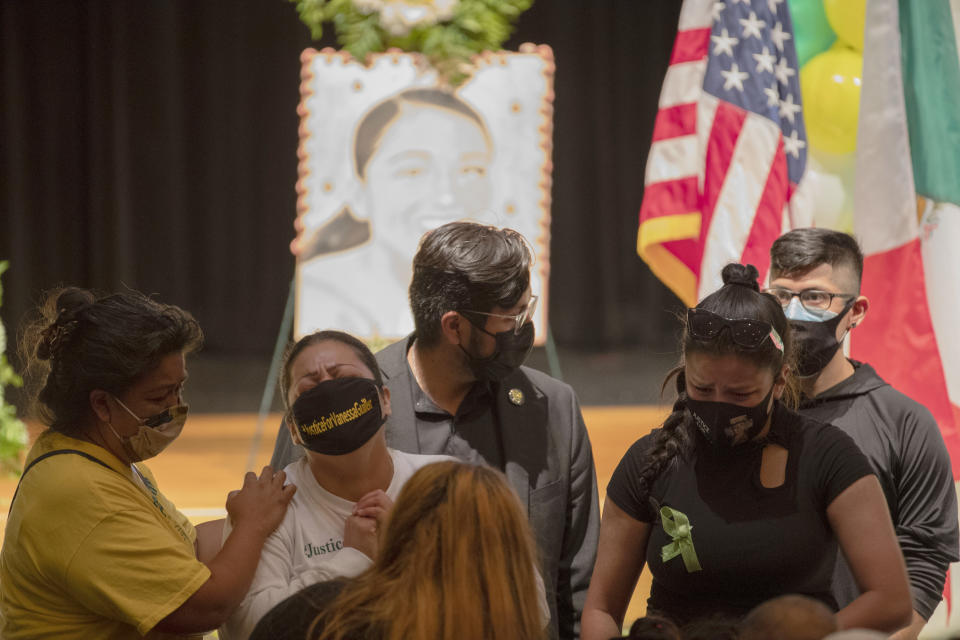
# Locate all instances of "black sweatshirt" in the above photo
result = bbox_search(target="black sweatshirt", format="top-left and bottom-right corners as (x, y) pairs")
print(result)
(799, 361), (959, 619)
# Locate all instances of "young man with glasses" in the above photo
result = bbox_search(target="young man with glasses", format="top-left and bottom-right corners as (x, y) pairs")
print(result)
(270, 221), (599, 640)
(768, 228), (958, 640)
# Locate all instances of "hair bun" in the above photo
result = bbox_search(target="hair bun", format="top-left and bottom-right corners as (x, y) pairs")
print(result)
(36, 288), (94, 361)
(54, 288), (95, 319)
(721, 263), (760, 292)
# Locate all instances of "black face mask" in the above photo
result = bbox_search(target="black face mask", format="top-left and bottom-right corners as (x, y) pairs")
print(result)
(686, 385), (775, 454)
(460, 320), (535, 382)
(789, 301), (854, 377)
(290, 377), (386, 455)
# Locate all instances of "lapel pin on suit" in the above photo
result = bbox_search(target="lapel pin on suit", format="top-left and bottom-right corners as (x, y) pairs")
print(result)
(508, 388), (525, 406)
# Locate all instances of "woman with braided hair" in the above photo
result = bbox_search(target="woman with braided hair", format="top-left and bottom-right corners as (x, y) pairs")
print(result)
(582, 264), (912, 638)
(0, 287), (295, 639)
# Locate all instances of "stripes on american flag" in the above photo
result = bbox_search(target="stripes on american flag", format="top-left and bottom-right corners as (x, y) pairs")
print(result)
(638, 0), (813, 305)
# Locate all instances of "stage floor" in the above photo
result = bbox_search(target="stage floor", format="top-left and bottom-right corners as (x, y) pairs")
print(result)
(0, 406), (669, 628)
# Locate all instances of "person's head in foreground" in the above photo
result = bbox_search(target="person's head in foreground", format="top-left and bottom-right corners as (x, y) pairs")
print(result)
(309, 460), (545, 640)
(739, 594), (838, 640)
(627, 614), (682, 639)
(681, 615), (741, 640)
(821, 631), (888, 640)
(767, 227), (867, 382)
(409, 220), (538, 381)
(21, 286), (202, 461)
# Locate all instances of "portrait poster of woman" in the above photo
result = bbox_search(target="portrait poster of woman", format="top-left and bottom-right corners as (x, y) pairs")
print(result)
(293, 45), (554, 342)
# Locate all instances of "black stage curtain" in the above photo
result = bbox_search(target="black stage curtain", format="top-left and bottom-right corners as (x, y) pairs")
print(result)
(0, 0), (684, 357)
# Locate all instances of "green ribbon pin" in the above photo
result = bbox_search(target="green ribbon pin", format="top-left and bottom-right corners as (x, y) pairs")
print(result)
(659, 506), (702, 573)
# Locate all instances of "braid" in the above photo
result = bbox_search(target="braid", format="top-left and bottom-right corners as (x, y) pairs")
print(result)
(635, 368), (695, 506)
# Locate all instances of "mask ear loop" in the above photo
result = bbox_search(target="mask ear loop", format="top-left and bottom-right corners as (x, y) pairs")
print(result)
(375, 385), (389, 424)
(285, 407), (306, 448)
(112, 395), (146, 426)
(836, 298), (858, 346)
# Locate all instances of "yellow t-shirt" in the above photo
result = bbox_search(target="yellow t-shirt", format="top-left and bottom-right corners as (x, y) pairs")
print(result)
(0, 430), (211, 639)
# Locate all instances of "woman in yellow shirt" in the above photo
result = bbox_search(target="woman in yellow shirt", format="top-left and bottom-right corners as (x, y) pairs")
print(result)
(0, 287), (295, 639)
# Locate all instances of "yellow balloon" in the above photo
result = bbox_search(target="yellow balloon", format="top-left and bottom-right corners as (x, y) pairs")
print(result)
(824, 0), (866, 51)
(800, 47), (863, 155)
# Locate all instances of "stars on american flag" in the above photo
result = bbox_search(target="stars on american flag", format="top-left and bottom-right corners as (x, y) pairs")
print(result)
(703, 0), (807, 183)
(763, 84), (780, 107)
(739, 12), (765, 40)
(783, 129), (806, 158)
(778, 93), (802, 123)
(773, 56), (795, 85)
(770, 21), (791, 51)
(712, 28), (739, 57)
(721, 63), (751, 91)
(752, 47), (776, 74)
(711, 1), (725, 22)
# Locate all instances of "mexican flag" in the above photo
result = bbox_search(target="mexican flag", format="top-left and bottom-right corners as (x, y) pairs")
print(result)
(851, 0), (960, 628)
(852, 0), (960, 475)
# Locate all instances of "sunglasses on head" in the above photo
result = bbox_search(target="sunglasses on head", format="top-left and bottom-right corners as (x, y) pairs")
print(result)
(686, 308), (783, 352)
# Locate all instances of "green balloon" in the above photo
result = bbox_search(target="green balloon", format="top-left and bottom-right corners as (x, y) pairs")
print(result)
(788, 0), (836, 67)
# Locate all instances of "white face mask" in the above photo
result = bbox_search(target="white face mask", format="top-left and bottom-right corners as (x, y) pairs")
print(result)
(784, 297), (839, 323)
(107, 396), (188, 462)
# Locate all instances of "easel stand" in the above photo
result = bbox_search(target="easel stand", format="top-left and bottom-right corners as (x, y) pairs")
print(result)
(245, 280), (295, 472)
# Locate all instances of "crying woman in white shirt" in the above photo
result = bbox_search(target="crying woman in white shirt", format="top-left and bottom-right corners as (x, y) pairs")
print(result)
(219, 330), (452, 639)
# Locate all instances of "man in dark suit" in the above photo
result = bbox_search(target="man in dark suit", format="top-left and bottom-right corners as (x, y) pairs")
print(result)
(271, 222), (599, 639)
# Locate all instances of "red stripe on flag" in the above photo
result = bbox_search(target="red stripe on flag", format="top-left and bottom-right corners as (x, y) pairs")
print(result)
(639, 176), (700, 221)
(697, 103), (748, 267)
(740, 138), (789, 282)
(670, 28), (711, 65)
(852, 240), (960, 478)
(652, 104), (697, 142)
(664, 238), (703, 274)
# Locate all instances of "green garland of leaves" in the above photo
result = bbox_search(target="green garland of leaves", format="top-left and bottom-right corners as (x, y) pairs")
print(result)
(0, 262), (27, 476)
(291, 0), (533, 85)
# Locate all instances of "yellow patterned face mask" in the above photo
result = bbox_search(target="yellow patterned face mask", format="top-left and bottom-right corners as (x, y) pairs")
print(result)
(659, 506), (702, 572)
(110, 396), (188, 462)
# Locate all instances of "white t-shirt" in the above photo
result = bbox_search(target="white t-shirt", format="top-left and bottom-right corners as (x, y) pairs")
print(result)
(219, 448), (453, 639)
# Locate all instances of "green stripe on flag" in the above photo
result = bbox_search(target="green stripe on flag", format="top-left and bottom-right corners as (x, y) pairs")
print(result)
(899, 0), (960, 205)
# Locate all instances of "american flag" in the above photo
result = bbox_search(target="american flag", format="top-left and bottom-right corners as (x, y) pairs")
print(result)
(638, 0), (813, 304)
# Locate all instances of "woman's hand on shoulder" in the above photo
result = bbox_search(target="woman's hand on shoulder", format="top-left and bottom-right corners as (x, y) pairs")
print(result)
(156, 468), (296, 634)
(226, 466), (296, 541)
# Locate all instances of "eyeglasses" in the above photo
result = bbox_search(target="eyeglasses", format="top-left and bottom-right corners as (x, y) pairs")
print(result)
(460, 295), (539, 335)
(764, 287), (855, 312)
(686, 308), (783, 352)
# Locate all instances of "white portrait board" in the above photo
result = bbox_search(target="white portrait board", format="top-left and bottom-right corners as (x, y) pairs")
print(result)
(293, 45), (554, 343)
